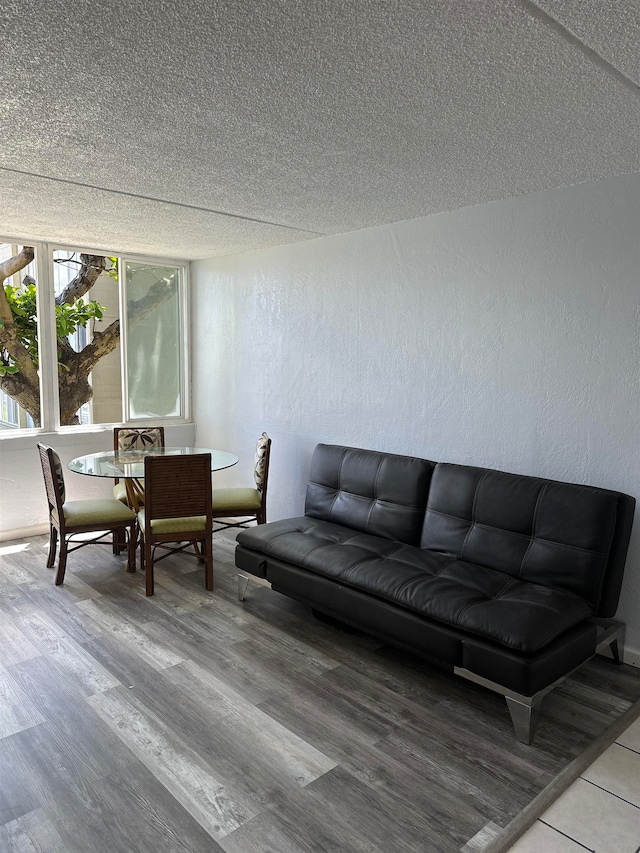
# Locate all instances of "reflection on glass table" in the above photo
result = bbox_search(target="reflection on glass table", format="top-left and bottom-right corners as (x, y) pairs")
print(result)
(68, 447), (239, 512)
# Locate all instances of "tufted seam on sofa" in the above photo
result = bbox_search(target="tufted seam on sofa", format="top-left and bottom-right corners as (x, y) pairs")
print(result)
(460, 471), (490, 562)
(301, 522), (366, 548)
(424, 509), (611, 556)
(253, 524), (341, 565)
(390, 550), (457, 575)
(452, 590), (568, 631)
(365, 456), (385, 535)
(372, 543), (410, 560)
(336, 543), (414, 584)
(338, 535), (404, 555)
(491, 576), (519, 600)
(517, 481), (548, 580)
(390, 556), (460, 599)
(300, 524), (408, 557)
(464, 593), (591, 619)
(309, 485), (427, 512)
(435, 560), (517, 598)
(328, 448), (349, 520)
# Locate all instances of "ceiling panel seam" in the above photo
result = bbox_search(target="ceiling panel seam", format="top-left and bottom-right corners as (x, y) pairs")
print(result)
(0, 165), (325, 237)
(522, 0), (640, 93)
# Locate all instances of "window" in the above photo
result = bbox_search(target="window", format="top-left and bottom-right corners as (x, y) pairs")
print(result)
(1, 392), (19, 428)
(124, 261), (183, 420)
(0, 239), (189, 432)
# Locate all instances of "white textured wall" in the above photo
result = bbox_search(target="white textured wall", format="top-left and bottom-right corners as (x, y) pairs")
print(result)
(192, 173), (640, 654)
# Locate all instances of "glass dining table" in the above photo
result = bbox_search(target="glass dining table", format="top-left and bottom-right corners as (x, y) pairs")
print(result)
(68, 446), (239, 512)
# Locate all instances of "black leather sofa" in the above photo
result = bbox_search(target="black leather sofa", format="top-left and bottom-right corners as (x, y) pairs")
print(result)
(234, 444), (635, 742)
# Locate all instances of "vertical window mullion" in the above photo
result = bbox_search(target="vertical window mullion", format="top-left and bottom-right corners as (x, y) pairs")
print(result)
(181, 263), (190, 421)
(119, 258), (130, 422)
(34, 242), (60, 431)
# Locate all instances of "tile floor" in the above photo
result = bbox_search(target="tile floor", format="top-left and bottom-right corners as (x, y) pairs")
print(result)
(507, 713), (640, 852)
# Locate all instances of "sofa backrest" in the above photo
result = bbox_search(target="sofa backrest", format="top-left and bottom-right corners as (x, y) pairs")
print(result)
(421, 463), (635, 615)
(305, 444), (435, 547)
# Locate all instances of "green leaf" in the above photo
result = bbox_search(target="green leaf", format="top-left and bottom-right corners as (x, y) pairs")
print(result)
(3, 263), (111, 376)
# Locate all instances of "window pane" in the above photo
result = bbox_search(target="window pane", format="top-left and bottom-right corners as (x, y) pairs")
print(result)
(0, 243), (39, 429)
(53, 251), (123, 426)
(125, 262), (181, 419)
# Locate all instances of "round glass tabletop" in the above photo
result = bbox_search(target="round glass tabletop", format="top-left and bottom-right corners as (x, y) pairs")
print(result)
(68, 447), (239, 479)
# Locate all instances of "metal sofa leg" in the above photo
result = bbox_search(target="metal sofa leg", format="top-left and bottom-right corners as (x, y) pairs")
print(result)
(238, 573), (250, 601)
(610, 632), (625, 664)
(594, 618), (626, 665)
(505, 695), (544, 745)
(237, 572), (272, 601)
(455, 666), (555, 745)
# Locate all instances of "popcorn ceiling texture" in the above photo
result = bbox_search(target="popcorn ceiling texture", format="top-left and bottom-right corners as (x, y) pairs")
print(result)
(535, 0), (640, 84)
(0, 0), (638, 258)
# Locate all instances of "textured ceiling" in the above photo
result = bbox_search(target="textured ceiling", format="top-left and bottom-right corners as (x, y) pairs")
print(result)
(0, 0), (638, 260)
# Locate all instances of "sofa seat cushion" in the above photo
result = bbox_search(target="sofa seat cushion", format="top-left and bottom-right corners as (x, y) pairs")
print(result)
(461, 621), (597, 695)
(237, 517), (594, 653)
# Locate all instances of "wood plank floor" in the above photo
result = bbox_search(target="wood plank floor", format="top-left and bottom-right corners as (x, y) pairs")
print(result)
(1, 529), (639, 852)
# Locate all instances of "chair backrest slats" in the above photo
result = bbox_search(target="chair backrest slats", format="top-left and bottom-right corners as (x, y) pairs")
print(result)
(37, 442), (66, 516)
(144, 453), (212, 521)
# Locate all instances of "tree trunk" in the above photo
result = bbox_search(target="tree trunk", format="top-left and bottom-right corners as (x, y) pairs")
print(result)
(0, 247), (40, 398)
(58, 371), (94, 425)
(0, 372), (41, 426)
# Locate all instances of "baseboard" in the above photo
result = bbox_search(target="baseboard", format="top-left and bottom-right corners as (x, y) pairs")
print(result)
(0, 524), (48, 543)
(623, 645), (640, 667)
(599, 642), (640, 667)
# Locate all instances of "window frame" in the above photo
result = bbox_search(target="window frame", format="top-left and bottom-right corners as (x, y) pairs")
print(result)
(119, 254), (191, 425)
(0, 237), (191, 439)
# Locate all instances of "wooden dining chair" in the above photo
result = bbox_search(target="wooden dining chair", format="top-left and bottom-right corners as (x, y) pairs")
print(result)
(37, 443), (137, 586)
(138, 453), (213, 596)
(112, 426), (165, 503)
(111, 426), (166, 554)
(212, 432), (271, 529)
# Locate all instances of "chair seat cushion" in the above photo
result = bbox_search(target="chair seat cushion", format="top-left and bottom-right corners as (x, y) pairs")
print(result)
(237, 517), (594, 653)
(58, 499), (135, 527)
(213, 487), (262, 512)
(113, 482), (129, 504)
(138, 508), (207, 534)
